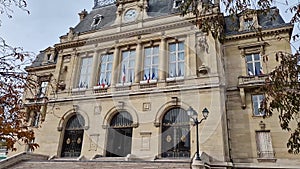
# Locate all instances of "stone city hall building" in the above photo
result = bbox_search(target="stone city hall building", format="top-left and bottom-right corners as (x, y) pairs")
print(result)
(2, 0), (300, 168)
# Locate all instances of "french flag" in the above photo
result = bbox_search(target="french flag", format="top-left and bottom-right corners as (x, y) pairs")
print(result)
(101, 79), (106, 88)
(122, 65), (126, 83)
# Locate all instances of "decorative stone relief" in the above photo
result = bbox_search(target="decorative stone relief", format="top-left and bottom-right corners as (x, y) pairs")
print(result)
(196, 33), (209, 75)
(89, 134), (100, 151)
(140, 132), (151, 150)
(143, 102), (151, 111)
(94, 106), (102, 115)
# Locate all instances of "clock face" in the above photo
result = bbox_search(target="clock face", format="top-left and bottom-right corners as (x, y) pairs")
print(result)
(124, 9), (137, 21)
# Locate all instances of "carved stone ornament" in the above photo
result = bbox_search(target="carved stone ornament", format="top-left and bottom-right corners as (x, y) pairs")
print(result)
(198, 65), (209, 75)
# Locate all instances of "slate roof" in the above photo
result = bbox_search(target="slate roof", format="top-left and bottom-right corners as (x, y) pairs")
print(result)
(224, 7), (292, 36)
(28, 3), (291, 68)
(73, 0), (184, 33)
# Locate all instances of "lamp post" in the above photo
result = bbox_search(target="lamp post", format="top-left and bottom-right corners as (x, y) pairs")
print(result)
(187, 107), (209, 161)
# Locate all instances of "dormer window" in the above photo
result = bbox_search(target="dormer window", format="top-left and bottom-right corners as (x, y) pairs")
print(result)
(239, 10), (260, 31)
(244, 18), (254, 30)
(91, 14), (103, 27)
(173, 0), (184, 9)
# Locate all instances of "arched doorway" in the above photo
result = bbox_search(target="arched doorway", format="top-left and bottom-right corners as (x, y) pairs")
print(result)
(106, 111), (133, 157)
(61, 114), (85, 157)
(161, 108), (190, 158)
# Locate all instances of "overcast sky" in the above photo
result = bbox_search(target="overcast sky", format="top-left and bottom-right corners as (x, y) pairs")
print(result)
(0, 0), (93, 55)
(0, 1), (297, 56)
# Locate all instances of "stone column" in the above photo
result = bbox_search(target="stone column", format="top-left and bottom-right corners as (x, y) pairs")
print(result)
(187, 33), (197, 77)
(111, 46), (120, 86)
(135, 41), (142, 83)
(53, 52), (64, 87)
(69, 51), (79, 89)
(90, 50), (99, 87)
(159, 37), (167, 81)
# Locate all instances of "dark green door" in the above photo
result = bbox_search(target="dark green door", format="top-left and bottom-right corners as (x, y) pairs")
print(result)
(106, 111), (133, 157)
(161, 108), (190, 158)
(106, 128), (132, 157)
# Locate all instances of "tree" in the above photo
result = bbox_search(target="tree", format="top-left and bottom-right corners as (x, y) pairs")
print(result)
(181, 0), (300, 154)
(0, 0), (38, 151)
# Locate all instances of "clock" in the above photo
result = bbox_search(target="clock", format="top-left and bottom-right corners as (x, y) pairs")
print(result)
(124, 9), (137, 21)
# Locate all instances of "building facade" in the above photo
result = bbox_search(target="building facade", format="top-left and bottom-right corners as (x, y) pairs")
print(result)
(7, 0), (300, 168)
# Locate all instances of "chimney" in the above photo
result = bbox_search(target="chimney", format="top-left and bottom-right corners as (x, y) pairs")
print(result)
(78, 9), (88, 21)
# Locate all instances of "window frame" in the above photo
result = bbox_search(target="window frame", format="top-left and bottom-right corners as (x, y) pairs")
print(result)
(167, 41), (185, 80)
(173, 0), (184, 9)
(141, 45), (159, 83)
(119, 49), (136, 85)
(77, 56), (93, 89)
(97, 53), (113, 88)
(255, 130), (275, 159)
(246, 53), (263, 76)
(251, 94), (265, 116)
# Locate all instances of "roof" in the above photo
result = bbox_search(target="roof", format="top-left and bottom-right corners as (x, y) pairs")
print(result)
(224, 7), (292, 35)
(28, 4), (291, 68)
(73, 0), (184, 33)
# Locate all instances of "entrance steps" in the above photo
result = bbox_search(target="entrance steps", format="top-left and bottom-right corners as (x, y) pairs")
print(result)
(0, 153), (192, 169)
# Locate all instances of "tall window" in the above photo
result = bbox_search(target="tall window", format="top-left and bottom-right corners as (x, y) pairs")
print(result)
(78, 57), (93, 88)
(246, 53), (263, 76)
(37, 81), (48, 98)
(256, 131), (274, 159)
(252, 94), (265, 116)
(168, 42), (185, 78)
(144, 46), (159, 81)
(120, 50), (135, 83)
(98, 54), (113, 86)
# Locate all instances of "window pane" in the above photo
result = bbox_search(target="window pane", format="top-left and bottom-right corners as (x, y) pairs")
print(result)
(100, 63), (106, 72)
(178, 42), (184, 51)
(145, 48), (151, 56)
(144, 68), (150, 80)
(169, 44), (176, 52)
(170, 54), (176, 62)
(169, 63), (176, 77)
(78, 57), (92, 88)
(107, 54), (113, 61)
(153, 46), (159, 54)
(254, 53), (260, 60)
(130, 51), (136, 57)
(145, 57), (151, 65)
(129, 60), (135, 68)
(178, 52), (184, 61)
(255, 62), (261, 75)
(178, 62), (184, 76)
(252, 95), (264, 116)
(107, 63), (113, 70)
(246, 55), (252, 62)
(153, 56), (159, 64)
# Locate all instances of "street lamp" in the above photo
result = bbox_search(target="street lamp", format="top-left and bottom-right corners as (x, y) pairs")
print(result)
(187, 106), (209, 161)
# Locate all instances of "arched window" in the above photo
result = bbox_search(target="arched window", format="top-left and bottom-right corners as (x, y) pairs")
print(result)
(106, 111), (133, 157)
(161, 108), (190, 158)
(110, 111), (133, 127)
(61, 114), (85, 157)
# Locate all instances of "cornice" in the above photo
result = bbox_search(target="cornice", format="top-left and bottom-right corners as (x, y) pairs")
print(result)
(54, 40), (87, 50)
(25, 64), (56, 72)
(57, 14), (222, 49)
(224, 25), (293, 41)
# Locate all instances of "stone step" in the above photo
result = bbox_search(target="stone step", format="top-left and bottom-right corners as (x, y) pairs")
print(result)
(10, 161), (191, 169)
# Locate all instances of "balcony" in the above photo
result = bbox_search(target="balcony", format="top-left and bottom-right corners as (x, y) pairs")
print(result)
(25, 96), (48, 105)
(257, 151), (277, 162)
(237, 75), (268, 109)
(238, 75), (268, 88)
